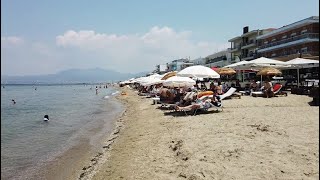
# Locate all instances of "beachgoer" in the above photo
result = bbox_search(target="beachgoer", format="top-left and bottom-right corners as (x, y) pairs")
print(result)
(235, 79), (241, 90)
(262, 79), (273, 98)
(209, 81), (215, 92)
(215, 81), (223, 95)
(12, 99), (16, 104)
(250, 80), (258, 92)
(175, 96), (220, 111)
(95, 86), (98, 94)
(44, 115), (49, 121)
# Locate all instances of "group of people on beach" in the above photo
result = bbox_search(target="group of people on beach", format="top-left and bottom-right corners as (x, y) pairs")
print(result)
(126, 76), (279, 113)
(132, 80), (226, 112)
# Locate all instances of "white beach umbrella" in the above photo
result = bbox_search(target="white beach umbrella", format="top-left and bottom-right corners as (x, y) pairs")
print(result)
(137, 74), (163, 86)
(177, 65), (220, 78)
(163, 76), (196, 87)
(224, 60), (253, 70)
(284, 58), (319, 68)
(283, 58), (319, 87)
(248, 57), (290, 69)
(141, 78), (164, 86)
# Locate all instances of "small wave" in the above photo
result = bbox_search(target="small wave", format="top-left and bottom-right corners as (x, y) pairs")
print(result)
(103, 96), (110, 99)
(111, 91), (120, 95)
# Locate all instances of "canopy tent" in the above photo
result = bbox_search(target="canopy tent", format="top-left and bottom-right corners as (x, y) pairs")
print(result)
(177, 65), (220, 78)
(163, 76), (196, 88)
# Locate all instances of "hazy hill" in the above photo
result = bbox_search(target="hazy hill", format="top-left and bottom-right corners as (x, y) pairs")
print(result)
(1, 68), (148, 84)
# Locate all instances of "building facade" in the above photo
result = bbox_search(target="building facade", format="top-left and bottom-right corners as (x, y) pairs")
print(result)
(256, 16), (319, 61)
(167, 58), (194, 72)
(204, 49), (231, 68)
(190, 57), (206, 66)
(228, 27), (275, 62)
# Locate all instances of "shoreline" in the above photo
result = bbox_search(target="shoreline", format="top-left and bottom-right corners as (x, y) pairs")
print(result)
(78, 87), (129, 180)
(29, 87), (126, 180)
(79, 86), (319, 179)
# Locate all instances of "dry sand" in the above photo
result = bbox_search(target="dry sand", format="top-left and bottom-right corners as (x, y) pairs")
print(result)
(80, 87), (319, 180)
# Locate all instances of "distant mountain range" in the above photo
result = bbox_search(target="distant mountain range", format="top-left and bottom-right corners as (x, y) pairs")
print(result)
(1, 68), (149, 84)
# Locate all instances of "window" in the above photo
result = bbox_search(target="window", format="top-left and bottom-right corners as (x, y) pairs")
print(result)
(282, 35), (287, 39)
(282, 51), (287, 55)
(291, 32), (296, 37)
(301, 47), (308, 54)
(264, 41), (268, 44)
(271, 53), (277, 57)
(301, 29), (308, 34)
(272, 38), (276, 42)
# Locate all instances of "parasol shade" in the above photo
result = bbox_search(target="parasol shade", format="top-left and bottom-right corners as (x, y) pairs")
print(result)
(216, 67), (236, 75)
(161, 71), (177, 80)
(256, 67), (282, 76)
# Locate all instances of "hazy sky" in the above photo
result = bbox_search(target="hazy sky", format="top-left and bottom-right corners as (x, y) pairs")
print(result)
(1, 0), (319, 76)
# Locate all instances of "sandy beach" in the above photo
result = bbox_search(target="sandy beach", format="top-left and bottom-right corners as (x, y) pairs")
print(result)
(80, 87), (319, 180)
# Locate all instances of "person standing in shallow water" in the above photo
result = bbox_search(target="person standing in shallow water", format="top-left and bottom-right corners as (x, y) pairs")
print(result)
(95, 86), (98, 94)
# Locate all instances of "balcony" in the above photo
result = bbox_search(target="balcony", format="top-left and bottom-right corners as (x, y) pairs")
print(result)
(230, 46), (241, 52)
(258, 33), (319, 52)
(241, 40), (256, 49)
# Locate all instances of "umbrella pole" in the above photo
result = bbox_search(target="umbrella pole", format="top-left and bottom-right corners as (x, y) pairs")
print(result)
(297, 68), (300, 88)
(242, 70), (244, 82)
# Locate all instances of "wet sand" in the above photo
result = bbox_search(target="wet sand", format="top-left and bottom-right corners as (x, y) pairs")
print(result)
(80, 87), (319, 179)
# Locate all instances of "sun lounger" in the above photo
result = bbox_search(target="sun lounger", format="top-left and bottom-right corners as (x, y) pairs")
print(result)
(217, 87), (240, 100)
(174, 97), (223, 116)
(251, 84), (287, 97)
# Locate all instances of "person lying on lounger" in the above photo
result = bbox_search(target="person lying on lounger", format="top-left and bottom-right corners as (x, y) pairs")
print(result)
(174, 95), (220, 111)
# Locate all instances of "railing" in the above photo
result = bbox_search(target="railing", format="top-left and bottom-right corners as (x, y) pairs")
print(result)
(230, 46), (241, 51)
(242, 39), (255, 47)
(273, 51), (319, 58)
(259, 33), (319, 49)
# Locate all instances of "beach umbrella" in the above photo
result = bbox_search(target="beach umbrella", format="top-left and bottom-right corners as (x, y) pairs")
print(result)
(161, 71), (177, 80)
(177, 65), (220, 78)
(163, 76), (196, 87)
(248, 57), (291, 70)
(257, 67), (282, 76)
(141, 78), (164, 86)
(284, 58), (319, 68)
(224, 60), (253, 70)
(283, 58), (319, 87)
(216, 67), (236, 75)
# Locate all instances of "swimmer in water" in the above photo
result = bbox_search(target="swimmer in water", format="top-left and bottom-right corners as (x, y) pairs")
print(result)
(12, 99), (16, 104)
(44, 115), (49, 121)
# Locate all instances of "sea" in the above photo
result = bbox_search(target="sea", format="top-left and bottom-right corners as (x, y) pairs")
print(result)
(1, 84), (124, 180)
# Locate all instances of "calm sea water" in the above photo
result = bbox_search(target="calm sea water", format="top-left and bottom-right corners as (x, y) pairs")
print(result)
(1, 84), (124, 180)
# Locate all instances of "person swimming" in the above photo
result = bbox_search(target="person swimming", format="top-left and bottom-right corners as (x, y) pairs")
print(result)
(44, 115), (49, 121)
(12, 99), (16, 104)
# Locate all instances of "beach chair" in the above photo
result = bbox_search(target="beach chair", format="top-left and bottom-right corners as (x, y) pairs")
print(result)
(251, 84), (287, 97)
(273, 84), (287, 96)
(175, 96), (223, 116)
(217, 87), (240, 100)
(250, 90), (264, 97)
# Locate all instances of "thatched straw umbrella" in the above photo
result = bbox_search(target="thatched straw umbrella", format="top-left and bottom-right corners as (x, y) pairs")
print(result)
(257, 67), (282, 76)
(216, 67), (236, 75)
(161, 71), (177, 80)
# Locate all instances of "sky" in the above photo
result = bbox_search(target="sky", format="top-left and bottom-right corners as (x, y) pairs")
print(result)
(1, 0), (319, 76)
